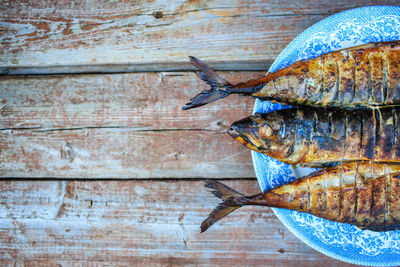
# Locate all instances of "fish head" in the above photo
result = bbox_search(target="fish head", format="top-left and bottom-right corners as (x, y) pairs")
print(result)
(228, 112), (295, 161)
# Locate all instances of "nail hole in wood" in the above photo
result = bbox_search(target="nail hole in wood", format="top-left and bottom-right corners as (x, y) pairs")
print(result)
(153, 11), (164, 19)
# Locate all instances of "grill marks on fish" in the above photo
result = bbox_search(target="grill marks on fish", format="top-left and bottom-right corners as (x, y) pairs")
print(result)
(339, 166), (344, 219)
(259, 42), (395, 107)
(337, 51), (352, 105)
(184, 41), (400, 110)
(307, 176), (311, 210)
(386, 44), (400, 104)
(304, 58), (323, 104)
(271, 163), (400, 230)
(230, 107), (400, 166)
(201, 163), (400, 232)
(393, 108), (400, 160)
(374, 108), (381, 160)
(291, 108), (352, 164)
(369, 49), (383, 104)
(390, 174), (400, 228)
(325, 168), (339, 219)
(321, 53), (338, 105)
(328, 108), (384, 162)
(369, 169), (375, 226)
(323, 170), (327, 213)
(351, 52), (357, 104)
(371, 166), (386, 226)
(194, 42), (400, 233)
(383, 51), (388, 104)
(360, 109), (375, 160)
(354, 162), (359, 221)
(353, 48), (370, 105)
(278, 42), (400, 107)
(284, 111), (300, 164)
(355, 166), (372, 226)
(321, 108), (394, 164)
(342, 112), (350, 161)
(385, 165), (391, 223)
(367, 51), (373, 104)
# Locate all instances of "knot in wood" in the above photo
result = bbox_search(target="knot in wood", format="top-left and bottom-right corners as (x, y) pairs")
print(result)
(153, 11), (164, 19)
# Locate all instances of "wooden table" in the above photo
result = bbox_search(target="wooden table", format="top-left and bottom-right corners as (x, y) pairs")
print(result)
(1, 1), (397, 266)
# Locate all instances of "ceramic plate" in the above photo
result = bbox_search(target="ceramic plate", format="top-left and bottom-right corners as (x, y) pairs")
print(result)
(252, 6), (400, 266)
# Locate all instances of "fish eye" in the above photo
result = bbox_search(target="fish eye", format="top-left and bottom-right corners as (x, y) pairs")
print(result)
(259, 125), (273, 139)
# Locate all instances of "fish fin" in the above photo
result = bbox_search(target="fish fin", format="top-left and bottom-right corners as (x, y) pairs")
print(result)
(299, 162), (341, 168)
(189, 56), (229, 85)
(201, 180), (250, 233)
(182, 57), (232, 110)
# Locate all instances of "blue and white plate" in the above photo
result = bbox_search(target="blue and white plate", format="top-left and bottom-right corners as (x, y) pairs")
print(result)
(252, 6), (400, 266)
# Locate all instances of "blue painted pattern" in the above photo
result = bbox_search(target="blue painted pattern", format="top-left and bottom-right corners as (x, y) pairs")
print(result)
(252, 6), (400, 266)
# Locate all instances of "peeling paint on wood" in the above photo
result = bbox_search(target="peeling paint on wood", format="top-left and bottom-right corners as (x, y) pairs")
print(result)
(0, 129), (255, 178)
(1, 0), (397, 73)
(0, 0), (382, 264)
(0, 72), (260, 178)
(0, 180), (354, 266)
(0, 72), (259, 130)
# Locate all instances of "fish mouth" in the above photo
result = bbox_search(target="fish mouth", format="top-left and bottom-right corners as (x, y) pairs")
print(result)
(228, 122), (264, 153)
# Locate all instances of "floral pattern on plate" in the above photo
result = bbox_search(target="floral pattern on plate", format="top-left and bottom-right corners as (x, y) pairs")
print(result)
(252, 6), (400, 266)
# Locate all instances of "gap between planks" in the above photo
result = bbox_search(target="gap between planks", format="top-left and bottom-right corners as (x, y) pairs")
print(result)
(0, 61), (273, 76)
(0, 179), (352, 266)
(0, 71), (258, 179)
(0, 177), (257, 181)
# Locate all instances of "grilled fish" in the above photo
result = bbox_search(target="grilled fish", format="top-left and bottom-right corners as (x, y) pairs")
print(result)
(228, 106), (400, 167)
(183, 41), (400, 110)
(201, 162), (400, 232)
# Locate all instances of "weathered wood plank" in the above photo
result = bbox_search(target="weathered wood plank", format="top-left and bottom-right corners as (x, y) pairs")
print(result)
(0, 72), (259, 130)
(0, 72), (259, 178)
(0, 129), (255, 178)
(0, 179), (355, 266)
(1, 0), (396, 73)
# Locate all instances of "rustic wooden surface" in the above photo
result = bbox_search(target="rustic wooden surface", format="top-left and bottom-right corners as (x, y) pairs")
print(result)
(0, 72), (259, 178)
(0, 180), (355, 266)
(1, 0), (399, 74)
(1, 0), (395, 265)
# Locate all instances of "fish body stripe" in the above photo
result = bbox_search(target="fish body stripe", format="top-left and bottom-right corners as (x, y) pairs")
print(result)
(253, 42), (400, 108)
(276, 107), (400, 165)
(266, 163), (400, 231)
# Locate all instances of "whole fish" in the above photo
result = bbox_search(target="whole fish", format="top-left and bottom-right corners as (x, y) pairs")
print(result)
(183, 41), (400, 110)
(201, 162), (400, 232)
(228, 106), (400, 167)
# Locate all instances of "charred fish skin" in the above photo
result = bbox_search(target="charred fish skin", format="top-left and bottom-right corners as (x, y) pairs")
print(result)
(254, 42), (400, 106)
(261, 163), (400, 231)
(201, 163), (400, 233)
(183, 41), (400, 110)
(228, 106), (400, 166)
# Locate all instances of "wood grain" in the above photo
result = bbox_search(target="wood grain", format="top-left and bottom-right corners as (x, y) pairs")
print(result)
(0, 72), (260, 130)
(0, 72), (260, 178)
(0, 1), (388, 264)
(0, 129), (256, 178)
(0, 179), (356, 266)
(1, 0), (397, 74)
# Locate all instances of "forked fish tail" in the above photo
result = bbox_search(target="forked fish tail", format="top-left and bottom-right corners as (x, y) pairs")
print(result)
(201, 179), (263, 233)
(183, 56), (267, 110)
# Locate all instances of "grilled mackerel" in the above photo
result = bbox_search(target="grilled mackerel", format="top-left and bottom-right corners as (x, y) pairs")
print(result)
(228, 106), (400, 167)
(183, 41), (400, 110)
(201, 163), (400, 232)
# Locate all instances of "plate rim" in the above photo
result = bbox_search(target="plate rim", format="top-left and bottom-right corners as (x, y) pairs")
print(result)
(252, 5), (400, 266)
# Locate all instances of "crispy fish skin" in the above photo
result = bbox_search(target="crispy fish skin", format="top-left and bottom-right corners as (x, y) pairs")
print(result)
(201, 163), (400, 232)
(183, 41), (400, 110)
(228, 106), (400, 167)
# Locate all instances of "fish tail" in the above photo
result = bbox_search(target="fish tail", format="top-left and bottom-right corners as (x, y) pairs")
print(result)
(183, 56), (269, 110)
(201, 179), (259, 233)
(182, 56), (233, 110)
